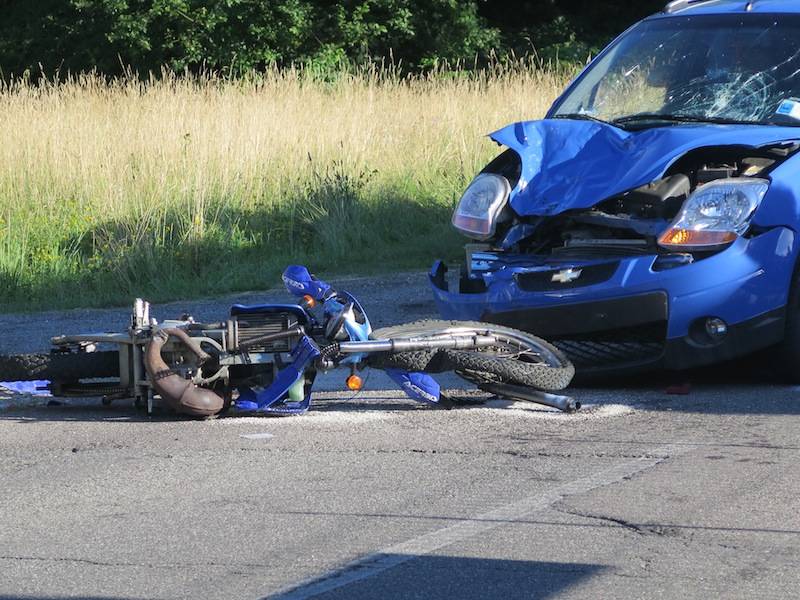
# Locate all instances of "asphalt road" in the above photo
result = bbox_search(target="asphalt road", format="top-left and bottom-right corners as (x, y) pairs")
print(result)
(1, 272), (799, 599)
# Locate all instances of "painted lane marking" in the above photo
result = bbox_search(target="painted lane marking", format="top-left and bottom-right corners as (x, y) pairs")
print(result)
(265, 442), (695, 600)
(239, 433), (275, 440)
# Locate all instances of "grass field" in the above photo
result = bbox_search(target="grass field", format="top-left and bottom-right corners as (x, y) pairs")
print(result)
(0, 63), (570, 311)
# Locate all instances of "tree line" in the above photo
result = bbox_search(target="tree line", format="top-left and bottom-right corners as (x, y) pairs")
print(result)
(0, 0), (666, 78)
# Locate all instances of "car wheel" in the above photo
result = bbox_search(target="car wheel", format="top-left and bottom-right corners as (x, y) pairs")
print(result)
(776, 266), (800, 383)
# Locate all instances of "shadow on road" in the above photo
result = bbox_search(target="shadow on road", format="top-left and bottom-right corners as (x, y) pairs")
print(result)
(266, 554), (605, 600)
(4, 348), (800, 421)
(0, 390), (447, 423)
(568, 347), (800, 416)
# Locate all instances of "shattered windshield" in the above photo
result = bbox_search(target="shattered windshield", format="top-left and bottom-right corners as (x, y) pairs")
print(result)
(553, 15), (800, 127)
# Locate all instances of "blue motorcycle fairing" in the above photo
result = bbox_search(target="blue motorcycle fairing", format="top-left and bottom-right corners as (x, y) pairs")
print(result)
(490, 119), (800, 218)
(0, 380), (50, 397)
(234, 335), (320, 415)
(323, 292), (373, 364)
(282, 265), (333, 301)
(385, 369), (442, 405)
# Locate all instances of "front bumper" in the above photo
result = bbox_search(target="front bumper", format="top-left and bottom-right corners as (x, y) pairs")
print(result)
(430, 228), (797, 371)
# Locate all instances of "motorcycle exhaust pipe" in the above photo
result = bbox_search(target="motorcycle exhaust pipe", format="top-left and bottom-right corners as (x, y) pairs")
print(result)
(479, 382), (581, 413)
(144, 328), (224, 417)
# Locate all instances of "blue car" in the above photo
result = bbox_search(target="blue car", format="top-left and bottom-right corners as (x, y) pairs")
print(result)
(431, 0), (800, 376)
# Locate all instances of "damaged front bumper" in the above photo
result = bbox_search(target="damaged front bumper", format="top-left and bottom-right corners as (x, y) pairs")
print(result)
(431, 228), (797, 372)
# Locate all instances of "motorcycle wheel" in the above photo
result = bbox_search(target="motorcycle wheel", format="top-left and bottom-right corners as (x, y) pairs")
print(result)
(0, 351), (119, 382)
(369, 320), (574, 391)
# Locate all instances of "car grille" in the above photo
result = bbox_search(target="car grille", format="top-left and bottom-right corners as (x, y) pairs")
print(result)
(515, 261), (620, 292)
(551, 322), (666, 370)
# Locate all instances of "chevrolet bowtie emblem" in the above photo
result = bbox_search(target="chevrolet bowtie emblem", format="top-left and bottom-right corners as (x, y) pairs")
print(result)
(551, 268), (583, 284)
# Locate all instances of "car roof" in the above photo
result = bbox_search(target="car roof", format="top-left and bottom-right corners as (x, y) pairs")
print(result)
(652, 0), (800, 17)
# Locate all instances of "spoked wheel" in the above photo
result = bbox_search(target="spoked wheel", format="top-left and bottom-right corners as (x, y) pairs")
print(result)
(369, 320), (574, 391)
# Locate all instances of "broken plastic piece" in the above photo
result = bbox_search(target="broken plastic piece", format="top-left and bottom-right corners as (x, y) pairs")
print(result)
(665, 383), (691, 395)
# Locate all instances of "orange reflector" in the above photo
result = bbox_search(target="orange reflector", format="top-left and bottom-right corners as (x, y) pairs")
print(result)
(302, 294), (316, 309)
(346, 375), (363, 391)
(658, 229), (737, 249)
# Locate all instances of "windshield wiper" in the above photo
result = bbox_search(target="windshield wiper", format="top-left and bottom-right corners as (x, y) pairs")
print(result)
(553, 113), (616, 127)
(612, 113), (772, 128)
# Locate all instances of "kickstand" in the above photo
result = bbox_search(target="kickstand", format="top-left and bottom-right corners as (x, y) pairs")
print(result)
(479, 382), (581, 413)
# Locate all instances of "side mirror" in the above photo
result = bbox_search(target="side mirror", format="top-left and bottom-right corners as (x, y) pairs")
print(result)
(282, 265), (332, 301)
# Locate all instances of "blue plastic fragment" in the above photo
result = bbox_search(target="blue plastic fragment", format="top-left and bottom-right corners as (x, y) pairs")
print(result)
(234, 336), (320, 415)
(385, 369), (441, 405)
(0, 380), (51, 397)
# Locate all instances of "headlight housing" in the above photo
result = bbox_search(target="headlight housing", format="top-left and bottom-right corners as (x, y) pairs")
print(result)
(658, 178), (769, 250)
(452, 173), (511, 241)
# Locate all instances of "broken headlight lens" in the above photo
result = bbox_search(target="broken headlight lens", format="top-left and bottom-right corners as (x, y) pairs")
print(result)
(658, 178), (769, 250)
(451, 174), (511, 241)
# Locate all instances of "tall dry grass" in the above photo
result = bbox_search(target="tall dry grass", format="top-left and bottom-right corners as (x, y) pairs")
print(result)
(0, 63), (571, 309)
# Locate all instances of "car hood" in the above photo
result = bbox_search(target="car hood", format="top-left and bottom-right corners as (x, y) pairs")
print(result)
(490, 119), (800, 217)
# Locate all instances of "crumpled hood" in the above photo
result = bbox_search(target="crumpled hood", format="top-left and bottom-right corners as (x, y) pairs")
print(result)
(491, 119), (800, 217)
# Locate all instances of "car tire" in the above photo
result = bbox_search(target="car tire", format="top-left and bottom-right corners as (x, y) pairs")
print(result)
(776, 265), (800, 382)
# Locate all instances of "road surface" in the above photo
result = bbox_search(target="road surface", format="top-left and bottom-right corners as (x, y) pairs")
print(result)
(1, 272), (798, 599)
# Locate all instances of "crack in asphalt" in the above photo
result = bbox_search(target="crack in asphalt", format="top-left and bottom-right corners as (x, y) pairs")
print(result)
(553, 506), (671, 537)
(503, 450), (674, 460)
(0, 555), (270, 570)
(551, 507), (770, 557)
(0, 446), (678, 463)
(234, 447), (677, 461)
(513, 435), (800, 452)
(265, 443), (693, 599)
(1, 461), (39, 476)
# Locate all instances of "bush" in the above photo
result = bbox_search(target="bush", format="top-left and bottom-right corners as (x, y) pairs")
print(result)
(0, 1), (668, 79)
(0, 0), (501, 77)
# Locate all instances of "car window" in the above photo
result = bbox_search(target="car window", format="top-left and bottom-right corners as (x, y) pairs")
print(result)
(554, 14), (800, 126)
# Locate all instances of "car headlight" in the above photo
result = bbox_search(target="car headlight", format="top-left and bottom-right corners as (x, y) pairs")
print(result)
(452, 173), (511, 241)
(658, 178), (769, 250)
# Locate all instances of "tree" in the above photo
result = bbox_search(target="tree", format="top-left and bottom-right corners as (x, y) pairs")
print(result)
(0, 0), (663, 78)
(479, 0), (665, 61)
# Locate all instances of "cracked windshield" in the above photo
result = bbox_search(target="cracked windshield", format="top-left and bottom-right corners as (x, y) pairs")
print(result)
(554, 15), (800, 127)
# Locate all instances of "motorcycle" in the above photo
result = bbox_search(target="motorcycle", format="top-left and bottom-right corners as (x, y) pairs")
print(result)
(0, 266), (578, 416)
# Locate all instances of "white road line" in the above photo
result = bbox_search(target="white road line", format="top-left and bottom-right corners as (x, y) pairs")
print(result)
(265, 443), (694, 600)
(240, 433), (275, 440)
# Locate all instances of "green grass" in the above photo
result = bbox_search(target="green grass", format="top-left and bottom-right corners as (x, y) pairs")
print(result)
(0, 64), (570, 311)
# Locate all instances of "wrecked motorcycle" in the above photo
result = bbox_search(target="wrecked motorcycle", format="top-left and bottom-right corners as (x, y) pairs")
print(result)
(0, 266), (577, 416)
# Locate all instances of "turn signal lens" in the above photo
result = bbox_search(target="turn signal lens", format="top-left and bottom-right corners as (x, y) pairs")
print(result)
(657, 178), (769, 251)
(346, 375), (363, 391)
(658, 229), (737, 249)
(302, 294), (316, 309)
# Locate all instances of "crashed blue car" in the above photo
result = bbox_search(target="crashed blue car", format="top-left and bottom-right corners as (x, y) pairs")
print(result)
(431, 0), (800, 376)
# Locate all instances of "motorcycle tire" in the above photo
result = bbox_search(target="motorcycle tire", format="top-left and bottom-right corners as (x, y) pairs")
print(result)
(369, 320), (574, 391)
(0, 351), (119, 382)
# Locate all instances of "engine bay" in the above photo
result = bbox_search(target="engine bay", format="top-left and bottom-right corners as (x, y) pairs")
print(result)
(495, 142), (800, 260)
